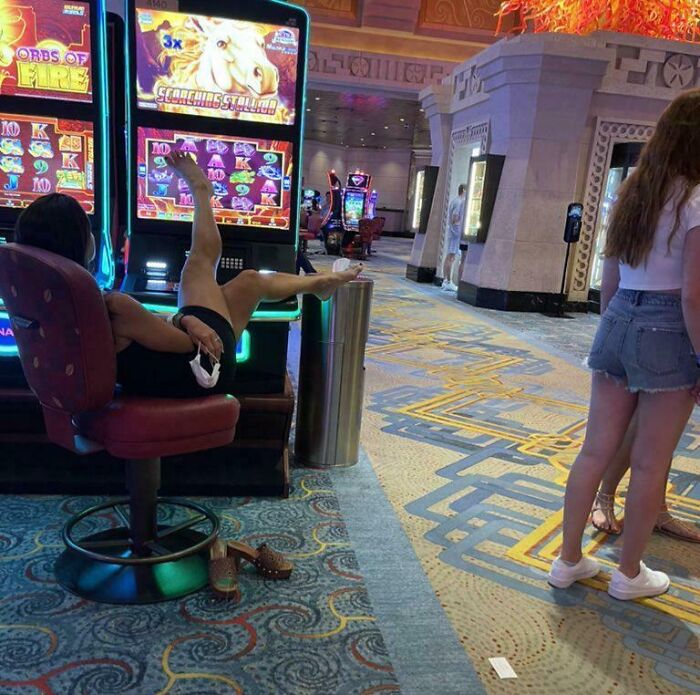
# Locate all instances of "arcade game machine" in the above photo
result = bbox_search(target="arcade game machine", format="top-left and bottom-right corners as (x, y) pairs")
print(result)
(341, 170), (372, 239)
(321, 168), (343, 253)
(0, 0), (112, 385)
(367, 188), (378, 219)
(588, 142), (642, 312)
(123, 0), (308, 396)
(301, 187), (320, 213)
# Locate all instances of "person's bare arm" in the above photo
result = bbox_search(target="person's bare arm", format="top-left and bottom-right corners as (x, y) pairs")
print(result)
(105, 293), (194, 354)
(682, 227), (700, 353)
(600, 256), (620, 314)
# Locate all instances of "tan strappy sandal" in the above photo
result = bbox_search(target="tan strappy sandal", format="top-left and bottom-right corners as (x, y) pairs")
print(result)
(655, 508), (700, 543)
(227, 540), (293, 580)
(591, 491), (622, 535)
(209, 538), (241, 600)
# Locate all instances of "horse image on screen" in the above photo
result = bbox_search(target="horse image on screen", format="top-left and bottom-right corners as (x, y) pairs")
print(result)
(135, 9), (299, 125)
(0, 0), (92, 103)
(137, 127), (293, 229)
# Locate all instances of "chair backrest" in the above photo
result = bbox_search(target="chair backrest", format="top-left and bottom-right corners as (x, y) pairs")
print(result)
(372, 217), (386, 239)
(359, 218), (374, 243)
(307, 213), (323, 235)
(0, 243), (116, 446)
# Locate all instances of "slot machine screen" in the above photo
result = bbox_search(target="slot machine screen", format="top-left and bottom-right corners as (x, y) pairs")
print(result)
(136, 127), (292, 230)
(134, 8), (299, 125)
(344, 190), (365, 230)
(0, 113), (94, 213)
(0, 0), (93, 103)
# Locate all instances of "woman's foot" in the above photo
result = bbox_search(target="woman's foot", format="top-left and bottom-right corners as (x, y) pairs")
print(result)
(655, 507), (700, 543)
(314, 265), (363, 300)
(608, 562), (670, 600)
(548, 555), (601, 588)
(166, 151), (213, 196)
(591, 491), (622, 535)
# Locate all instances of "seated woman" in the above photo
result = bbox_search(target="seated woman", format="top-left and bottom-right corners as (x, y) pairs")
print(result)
(14, 152), (361, 398)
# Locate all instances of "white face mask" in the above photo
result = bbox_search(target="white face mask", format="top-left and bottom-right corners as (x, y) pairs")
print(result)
(189, 344), (220, 389)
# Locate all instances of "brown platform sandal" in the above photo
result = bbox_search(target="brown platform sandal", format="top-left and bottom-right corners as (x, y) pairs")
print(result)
(227, 541), (293, 580)
(591, 491), (622, 535)
(209, 538), (241, 600)
(655, 508), (700, 543)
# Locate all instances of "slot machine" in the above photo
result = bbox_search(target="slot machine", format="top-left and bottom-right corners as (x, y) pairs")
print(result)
(341, 170), (371, 233)
(366, 188), (378, 220)
(0, 0), (112, 384)
(122, 0), (308, 394)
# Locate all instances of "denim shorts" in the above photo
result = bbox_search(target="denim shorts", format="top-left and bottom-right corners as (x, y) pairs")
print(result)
(587, 289), (699, 393)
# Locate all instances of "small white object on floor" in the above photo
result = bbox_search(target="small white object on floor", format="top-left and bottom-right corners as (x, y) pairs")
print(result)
(489, 657), (517, 680)
(332, 258), (351, 273)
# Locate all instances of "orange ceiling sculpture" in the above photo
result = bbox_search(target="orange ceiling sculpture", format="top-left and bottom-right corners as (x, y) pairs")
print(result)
(496, 0), (700, 41)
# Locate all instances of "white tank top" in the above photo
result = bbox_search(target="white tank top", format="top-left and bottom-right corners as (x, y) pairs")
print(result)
(618, 182), (700, 290)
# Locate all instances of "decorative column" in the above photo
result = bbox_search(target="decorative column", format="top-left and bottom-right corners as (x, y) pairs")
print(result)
(406, 82), (453, 282)
(458, 34), (610, 310)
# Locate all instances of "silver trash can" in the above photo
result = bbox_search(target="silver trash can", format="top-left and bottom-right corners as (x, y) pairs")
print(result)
(295, 278), (373, 467)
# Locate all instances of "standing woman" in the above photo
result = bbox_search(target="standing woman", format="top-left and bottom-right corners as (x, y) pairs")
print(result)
(548, 89), (700, 600)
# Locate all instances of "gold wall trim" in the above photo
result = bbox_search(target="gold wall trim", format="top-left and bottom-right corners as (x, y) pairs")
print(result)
(310, 23), (488, 62)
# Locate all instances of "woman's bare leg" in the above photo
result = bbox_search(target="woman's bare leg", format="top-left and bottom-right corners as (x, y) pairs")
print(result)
(167, 152), (232, 323)
(619, 390), (693, 577)
(222, 266), (361, 341)
(560, 373), (637, 564)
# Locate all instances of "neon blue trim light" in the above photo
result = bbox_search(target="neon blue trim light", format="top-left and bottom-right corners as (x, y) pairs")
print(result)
(94, 0), (114, 290)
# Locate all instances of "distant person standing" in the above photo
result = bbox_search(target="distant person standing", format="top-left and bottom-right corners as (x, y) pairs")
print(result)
(443, 184), (466, 292)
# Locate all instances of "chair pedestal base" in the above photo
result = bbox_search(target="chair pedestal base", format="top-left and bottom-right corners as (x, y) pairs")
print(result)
(55, 527), (210, 604)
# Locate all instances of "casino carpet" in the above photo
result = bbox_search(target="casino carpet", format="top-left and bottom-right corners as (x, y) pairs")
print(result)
(0, 240), (698, 694)
(336, 241), (700, 694)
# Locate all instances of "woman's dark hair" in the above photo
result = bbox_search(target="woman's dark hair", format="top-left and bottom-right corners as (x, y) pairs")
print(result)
(14, 193), (91, 267)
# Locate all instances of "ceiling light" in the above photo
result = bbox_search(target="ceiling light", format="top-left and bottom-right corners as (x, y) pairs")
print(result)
(370, 132), (375, 136)
(360, 137), (364, 141)
(384, 126), (389, 130)
(419, 108), (424, 113)
(400, 117), (405, 122)
(306, 108), (311, 112)
(314, 96), (320, 101)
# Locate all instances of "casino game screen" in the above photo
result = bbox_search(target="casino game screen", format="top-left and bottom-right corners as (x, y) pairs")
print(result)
(137, 128), (292, 230)
(0, 0), (93, 103)
(0, 113), (94, 213)
(134, 8), (299, 125)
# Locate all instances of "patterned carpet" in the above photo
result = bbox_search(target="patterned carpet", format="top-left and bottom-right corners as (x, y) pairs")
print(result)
(1, 240), (698, 694)
(351, 242), (700, 694)
(0, 473), (398, 694)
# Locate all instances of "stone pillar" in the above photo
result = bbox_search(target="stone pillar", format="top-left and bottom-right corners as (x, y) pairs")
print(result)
(406, 83), (453, 283)
(457, 36), (611, 310)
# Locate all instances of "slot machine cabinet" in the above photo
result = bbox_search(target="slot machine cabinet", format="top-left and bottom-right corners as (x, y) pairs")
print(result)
(0, 0), (112, 386)
(341, 171), (372, 233)
(122, 0), (308, 395)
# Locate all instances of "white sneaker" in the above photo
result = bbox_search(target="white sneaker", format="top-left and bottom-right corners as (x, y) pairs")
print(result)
(548, 556), (601, 588)
(608, 562), (670, 600)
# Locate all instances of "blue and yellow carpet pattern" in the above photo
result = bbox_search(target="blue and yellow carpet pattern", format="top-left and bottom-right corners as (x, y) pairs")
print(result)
(0, 473), (398, 694)
(356, 248), (700, 694)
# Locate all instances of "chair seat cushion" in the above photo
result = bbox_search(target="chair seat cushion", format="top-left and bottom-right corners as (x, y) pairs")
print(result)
(77, 394), (240, 459)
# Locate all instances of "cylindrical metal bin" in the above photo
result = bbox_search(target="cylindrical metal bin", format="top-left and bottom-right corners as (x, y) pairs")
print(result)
(295, 278), (373, 467)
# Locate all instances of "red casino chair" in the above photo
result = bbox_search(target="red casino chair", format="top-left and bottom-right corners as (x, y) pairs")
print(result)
(0, 243), (240, 604)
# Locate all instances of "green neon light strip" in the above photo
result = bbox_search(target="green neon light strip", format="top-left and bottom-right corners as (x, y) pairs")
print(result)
(142, 303), (300, 322)
(0, 311), (251, 363)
